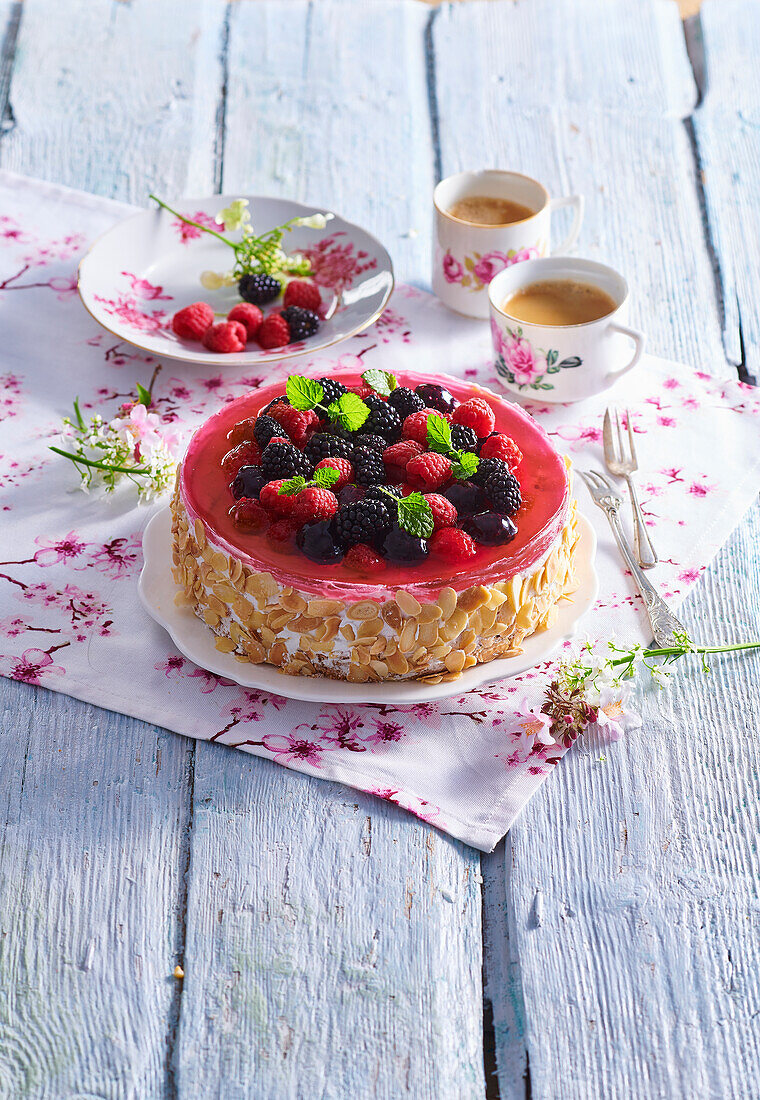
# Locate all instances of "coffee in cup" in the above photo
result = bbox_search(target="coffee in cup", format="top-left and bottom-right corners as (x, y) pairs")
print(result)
(502, 279), (617, 326)
(448, 195), (535, 226)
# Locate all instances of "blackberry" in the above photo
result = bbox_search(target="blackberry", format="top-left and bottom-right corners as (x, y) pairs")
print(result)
(450, 423), (478, 453)
(305, 432), (354, 465)
(261, 394), (289, 415)
(388, 386), (425, 419)
(352, 434), (386, 455)
(317, 377), (348, 406)
(365, 484), (401, 518)
(238, 273), (282, 305)
(334, 499), (391, 546)
(360, 395), (402, 442)
(281, 306), (320, 341)
(472, 457), (509, 487)
(415, 383), (458, 414)
(297, 519), (344, 564)
(261, 440), (312, 481)
(253, 414), (285, 449)
(380, 524), (429, 563)
(462, 511), (517, 546)
(231, 465), (266, 501)
(482, 470), (522, 516)
(352, 447), (386, 486)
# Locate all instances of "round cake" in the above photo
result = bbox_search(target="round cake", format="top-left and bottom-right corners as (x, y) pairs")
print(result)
(170, 369), (579, 683)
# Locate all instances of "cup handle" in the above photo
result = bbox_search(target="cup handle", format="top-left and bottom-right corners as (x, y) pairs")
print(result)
(606, 322), (646, 379)
(549, 195), (585, 254)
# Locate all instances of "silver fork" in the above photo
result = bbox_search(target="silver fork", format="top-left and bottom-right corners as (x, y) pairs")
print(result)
(603, 407), (658, 569)
(579, 469), (685, 647)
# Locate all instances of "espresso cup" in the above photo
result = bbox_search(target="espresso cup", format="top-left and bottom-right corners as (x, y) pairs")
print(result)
(488, 257), (645, 403)
(433, 170), (585, 319)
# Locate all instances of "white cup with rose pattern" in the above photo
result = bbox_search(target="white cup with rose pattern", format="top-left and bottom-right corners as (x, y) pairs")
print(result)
(432, 170), (585, 319)
(488, 257), (646, 403)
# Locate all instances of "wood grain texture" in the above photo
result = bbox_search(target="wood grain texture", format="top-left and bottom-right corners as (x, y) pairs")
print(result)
(432, 1), (760, 1095)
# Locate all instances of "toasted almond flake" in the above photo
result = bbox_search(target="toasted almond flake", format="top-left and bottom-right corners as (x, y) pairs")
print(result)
(395, 590), (422, 617)
(441, 608), (468, 640)
(215, 637), (236, 653)
(230, 621), (251, 645)
(436, 587), (457, 619)
(440, 671), (462, 682)
(194, 518), (206, 549)
(268, 641), (287, 666)
(381, 601), (402, 631)
(399, 620), (417, 653)
(279, 592), (307, 613)
(418, 604), (442, 624)
(420, 674), (443, 685)
(458, 585), (489, 613)
(411, 646), (428, 664)
(267, 609), (294, 631)
(340, 624), (356, 643)
(288, 615), (320, 634)
(445, 650), (465, 673)
(386, 651), (409, 676)
(463, 653), (477, 669)
(356, 646), (372, 666)
(229, 559), (244, 585)
(260, 626), (276, 648)
(347, 663), (368, 683)
(206, 594), (226, 618)
(212, 582), (238, 603)
(428, 644), (451, 661)
(417, 621), (439, 647)
(348, 599), (381, 621)
(307, 598), (344, 617)
(174, 591), (192, 607)
(202, 609), (221, 629)
(357, 617), (383, 639)
(323, 617), (340, 642)
(370, 660), (389, 678)
(369, 637), (386, 656)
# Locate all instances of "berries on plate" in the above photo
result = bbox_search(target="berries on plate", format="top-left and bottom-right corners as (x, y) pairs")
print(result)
(352, 447), (386, 486)
(452, 398), (496, 439)
(257, 312), (291, 350)
(172, 301), (215, 341)
(281, 305), (320, 341)
(360, 395), (402, 442)
(227, 417), (258, 447)
(442, 481), (490, 515)
(383, 439), (424, 472)
(284, 279), (322, 312)
(305, 432), (354, 465)
(424, 493), (457, 531)
(227, 302), (263, 340)
(406, 452), (452, 492)
(450, 423), (478, 453)
(380, 524), (429, 563)
(202, 320), (247, 354)
(482, 469), (522, 516)
(430, 527), (477, 562)
(253, 415), (287, 449)
(238, 273), (282, 305)
(267, 518), (301, 550)
(480, 433), (523, 471)
(259, 479), (291, 516)
(269, 404), (320, 448)
(317, 377), (348, 405)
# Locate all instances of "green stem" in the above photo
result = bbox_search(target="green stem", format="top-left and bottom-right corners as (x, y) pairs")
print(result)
(49, 446), (151, 477)
(148, 193), (235, 250)
(72, 397), (86, 431)
(611, 641), (760, 666)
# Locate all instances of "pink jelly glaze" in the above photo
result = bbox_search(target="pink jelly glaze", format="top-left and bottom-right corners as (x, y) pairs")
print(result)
(179, 370), (569, 601)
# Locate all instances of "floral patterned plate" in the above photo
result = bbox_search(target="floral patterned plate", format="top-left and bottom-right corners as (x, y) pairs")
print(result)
(139, 508), (598, 704)
(77, 195), (394, 366)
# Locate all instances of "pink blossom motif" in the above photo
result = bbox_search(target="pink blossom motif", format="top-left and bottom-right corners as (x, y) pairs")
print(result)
(302, 233), (377, 291)
(262, 731), (326, 767)
(552, 422), (603, 449)
(93, 294), (168, 333)
(657, 416), (677, 428)
(688, 481), (714, 497)
(34, 531), (90, 566)
(0, 216), (31, 244)
(172, 211), (222, 243)
(663, 378), (680, 390)
(0, 617), (27, 638)
(0, 372), (23, 421)
(442, 251), (464, 284)
(362, 719), (406, 752)
(373, 308), (411, 344)
(678, 567), (703, 584)
(315, 708), (365, 751)
(3, 647), (66, 685)
(88, 535), (142, 578)
(120, 271), (172, 301)
(500, 334), (546, 386)
(472, 251), (511, 285)
(48, 274), (79, 301)
(188, 667), (235, 693)
(156, 654), (186, 678)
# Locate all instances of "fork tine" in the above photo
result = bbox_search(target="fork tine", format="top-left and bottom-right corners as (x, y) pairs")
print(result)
(585, 469), (606, 489)
(625, 408), (637, 463)
(615, 407), (626, 461)
(602, 407), (617, 463)
(591, 468), (615, 491)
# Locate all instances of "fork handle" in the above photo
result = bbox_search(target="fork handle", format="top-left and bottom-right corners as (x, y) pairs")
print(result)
(605, 507), (686, 647)
(624, 474), (658, 569)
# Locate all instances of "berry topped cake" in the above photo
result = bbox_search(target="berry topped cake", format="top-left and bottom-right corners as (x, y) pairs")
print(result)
(170, 369), (580, 683)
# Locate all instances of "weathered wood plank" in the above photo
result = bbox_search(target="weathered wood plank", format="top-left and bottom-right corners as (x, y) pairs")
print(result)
(175, 4), (485, 1097)
(693, 0), (760, 377)
(433, 1), (760, 1095)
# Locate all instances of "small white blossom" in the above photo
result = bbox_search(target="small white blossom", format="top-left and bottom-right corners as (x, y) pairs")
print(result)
(293, 212), (333, 229)
(217, 198), (250, 231)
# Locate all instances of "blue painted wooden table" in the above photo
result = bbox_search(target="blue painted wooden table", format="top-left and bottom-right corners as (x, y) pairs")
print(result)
(1, 1), (759, 1096)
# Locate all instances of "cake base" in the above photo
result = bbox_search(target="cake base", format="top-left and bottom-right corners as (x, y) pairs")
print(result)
(170, 480), (581, 684)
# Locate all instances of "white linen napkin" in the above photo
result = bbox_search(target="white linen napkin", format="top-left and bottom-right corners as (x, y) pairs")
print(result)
(1, 171), (759, 850)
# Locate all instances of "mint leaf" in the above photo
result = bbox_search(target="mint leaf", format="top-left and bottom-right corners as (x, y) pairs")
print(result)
(286, 375), (323, 411)
(452, 451), (479, 480)
(362, 368), (397, 397)
(312, 466), (340, 489)
(426, 414), (452, 454)
(333, 392), (369, 431)
(278, 475), (307, 496)
(396, 492), (434, 539)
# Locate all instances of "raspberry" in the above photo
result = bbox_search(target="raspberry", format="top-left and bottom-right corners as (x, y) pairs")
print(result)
(227, 303), (263, 340)
(430, 527), (477, 563)
(452, 398), (495, 439)
(315, 456), (353, 491)
(269, 404), (320, 448)
(261, 439), (312, 480)
(352, 447), (386, 486)
(479, 433), (523, 471)
(202, 320), (247, 353)
(388, 386), (425, 419)
(267, 518), (300, 549)
(382, 439), (424, 473)
(402, 409), (438, 446)
(221, 440), (261, 476)
(281, 306), (320, 340)
(424, 493), (457, 531)
(284, 279), (322, 312)
(238, 273), (282, 305)
(172, 301), (215, 341)
(229, 499), (268, 531)
(344, 543), (386, 574)
(350, 383), (374, 399)
(361, 395), (402, 442)
(259, 479), (291, 516)
(294, 486), (339, 524)
(305, 432), (354, 465)
(257, 312), (291, 349)
(227, 417), (258, 447)
(406, 452), (452, 491)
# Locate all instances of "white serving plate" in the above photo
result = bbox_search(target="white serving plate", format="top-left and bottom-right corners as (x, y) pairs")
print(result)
(138, 507), (598, 704)
(78, 195), (394, 366)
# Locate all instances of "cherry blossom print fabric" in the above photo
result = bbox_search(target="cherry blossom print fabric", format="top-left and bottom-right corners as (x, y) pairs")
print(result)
(1, 171), (759, 851)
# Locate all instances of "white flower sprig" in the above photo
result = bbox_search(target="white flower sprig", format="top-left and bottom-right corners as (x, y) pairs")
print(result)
(50, 372), (182, 500)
